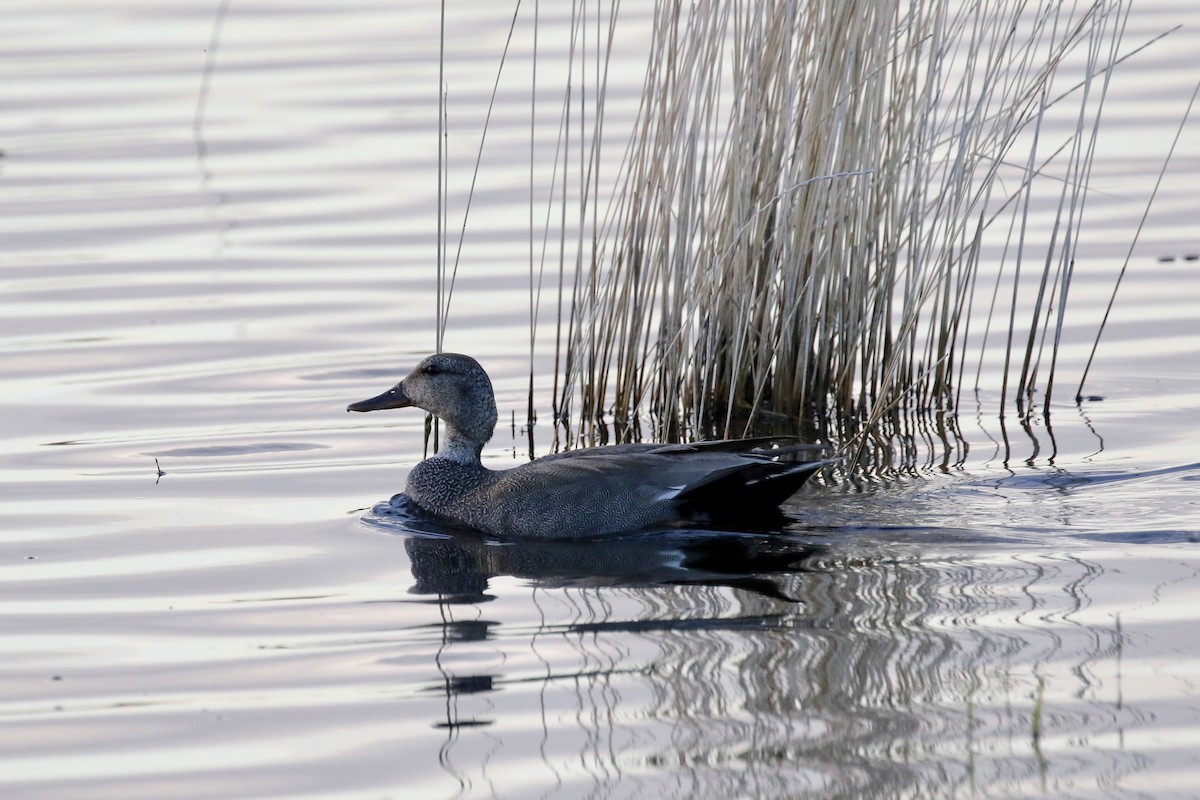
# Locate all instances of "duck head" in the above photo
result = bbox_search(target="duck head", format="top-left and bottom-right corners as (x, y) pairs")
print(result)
(347, 353), (499, 458)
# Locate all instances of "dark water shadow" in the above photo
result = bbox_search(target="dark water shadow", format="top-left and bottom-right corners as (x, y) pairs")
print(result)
(978, 460), (1200, 490)
(965, 461), (1200, 544)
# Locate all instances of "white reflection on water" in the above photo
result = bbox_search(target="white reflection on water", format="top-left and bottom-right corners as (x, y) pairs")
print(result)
(1, 0), (1199, 798)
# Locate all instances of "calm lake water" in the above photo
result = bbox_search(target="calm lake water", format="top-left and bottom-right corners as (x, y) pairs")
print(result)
(3, 1), (1200, 798)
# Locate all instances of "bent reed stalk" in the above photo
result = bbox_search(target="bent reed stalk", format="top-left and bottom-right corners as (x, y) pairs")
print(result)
(545, 0), (1134, 453)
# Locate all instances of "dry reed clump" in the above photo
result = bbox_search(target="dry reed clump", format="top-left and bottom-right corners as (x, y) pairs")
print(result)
(547, 0), (1136, 453)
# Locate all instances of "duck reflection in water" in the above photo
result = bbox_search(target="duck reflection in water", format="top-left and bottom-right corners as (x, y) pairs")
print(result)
(382, 496), (831, 603)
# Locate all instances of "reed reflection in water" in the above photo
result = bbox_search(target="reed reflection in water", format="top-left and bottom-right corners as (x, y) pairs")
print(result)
(385, 517), (1181, 799)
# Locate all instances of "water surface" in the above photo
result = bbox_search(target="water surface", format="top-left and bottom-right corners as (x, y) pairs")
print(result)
(2, 1), (1200, 798)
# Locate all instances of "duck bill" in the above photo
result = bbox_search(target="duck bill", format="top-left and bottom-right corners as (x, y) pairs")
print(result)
(347, 382), (412, 412)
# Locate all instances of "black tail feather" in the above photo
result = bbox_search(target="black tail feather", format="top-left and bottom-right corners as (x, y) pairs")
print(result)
(675, 460), (827, 522)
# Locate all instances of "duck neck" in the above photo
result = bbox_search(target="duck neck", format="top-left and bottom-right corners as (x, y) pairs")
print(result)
(435, 422), (487, 466)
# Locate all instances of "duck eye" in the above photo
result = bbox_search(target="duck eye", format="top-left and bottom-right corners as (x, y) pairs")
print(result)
(421, 363), (441, 375)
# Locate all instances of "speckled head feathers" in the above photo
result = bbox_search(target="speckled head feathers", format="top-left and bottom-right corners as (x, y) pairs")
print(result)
(348, 353), (498, 452)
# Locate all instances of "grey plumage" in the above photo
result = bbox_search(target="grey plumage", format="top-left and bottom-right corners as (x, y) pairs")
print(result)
(348, 353), (828, 538)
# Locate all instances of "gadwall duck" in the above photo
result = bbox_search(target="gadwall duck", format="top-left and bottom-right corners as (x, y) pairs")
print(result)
(348, 353), (827, 538)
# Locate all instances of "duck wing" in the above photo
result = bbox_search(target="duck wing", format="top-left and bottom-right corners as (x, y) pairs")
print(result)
(478, 445), (829, 537)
